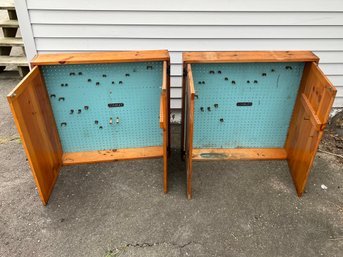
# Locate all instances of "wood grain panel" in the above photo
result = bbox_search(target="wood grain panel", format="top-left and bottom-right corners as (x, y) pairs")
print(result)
(192, 148), (287, 161)
(7, 66), (62, 205)
(62, 146), (163, 165)
(185, 64), (195, 199)
(285, 62), (336, 196)
(31, 50), (169, 66)
(183, 51), (319, 64)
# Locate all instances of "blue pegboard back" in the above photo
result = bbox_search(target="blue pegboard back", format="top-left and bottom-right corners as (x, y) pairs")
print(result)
(192, 62), (305, 148)
(42, 62), (163, 153)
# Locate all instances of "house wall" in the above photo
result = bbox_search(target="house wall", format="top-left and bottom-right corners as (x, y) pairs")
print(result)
(16, 0), (343, 120)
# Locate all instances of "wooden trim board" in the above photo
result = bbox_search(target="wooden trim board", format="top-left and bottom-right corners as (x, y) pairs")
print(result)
(63, 146), (163, 165)
(32, 50), (170, 66)
(192, 148), (287, 161)
(183, 51), (319, 64)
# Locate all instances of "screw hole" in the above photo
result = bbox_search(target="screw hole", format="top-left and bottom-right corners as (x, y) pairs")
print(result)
(50, 94), (56, 98)
(77, 109), (82, 114)
(58, 97), (65, 102)
(96, 82), (100, 86)
(61, 122), (67, 127)
(95, 120), (99, 125)
(125, 73), (130, 77)
(102, 74), (107, 77)
(84, 106), (89, 110)
(262, 73), (267, 76)
(119, 81), (123, 84)
(87, 79), (92, 82)
(69, 110), (74, 114)
(207, 107), (211, 111)
(209, 70), (215, 74)
(112, 81), (115, 84)
(200, 107), (204, 112)
(214, 104), (218, 108)
(232, 80), (236, 85)
(224, 77), (228, 81)
(217, 70), (221, 74)
(69, 72), (75, 76)
(254, 80), (258, 84)
(78, 72), (82, 75)
(247, 80), (250, 84)
(220, 118), (224, 122)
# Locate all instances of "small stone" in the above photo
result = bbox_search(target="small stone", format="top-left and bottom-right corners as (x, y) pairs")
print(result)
(321, 184), (328, 190)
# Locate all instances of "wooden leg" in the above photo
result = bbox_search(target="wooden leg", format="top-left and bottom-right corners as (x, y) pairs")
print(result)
(167, 65), (171, 157)
(181, 65), (186, 160)
(187, 155), (192, 199)
(164, 150), (168, 193)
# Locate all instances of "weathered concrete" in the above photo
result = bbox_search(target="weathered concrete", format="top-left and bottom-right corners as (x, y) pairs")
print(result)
(0, 75), (343, 257)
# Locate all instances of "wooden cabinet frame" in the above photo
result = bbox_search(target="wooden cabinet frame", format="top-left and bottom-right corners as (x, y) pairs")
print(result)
(181, 51), (336, 199)
(8, 50), (170, 205)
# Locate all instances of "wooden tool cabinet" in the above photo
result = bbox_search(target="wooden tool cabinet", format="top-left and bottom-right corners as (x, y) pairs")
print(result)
(7, 50), (170, 205)
(181, 51), (336, 199)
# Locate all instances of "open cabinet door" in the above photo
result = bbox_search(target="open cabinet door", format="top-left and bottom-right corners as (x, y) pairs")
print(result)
(185, 64), (195, 199)
(7, 66), (62, 205)
(286, 62), (336, 196)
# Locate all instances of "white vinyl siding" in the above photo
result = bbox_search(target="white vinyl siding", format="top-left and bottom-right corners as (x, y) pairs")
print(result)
(16, 0), (343, 110)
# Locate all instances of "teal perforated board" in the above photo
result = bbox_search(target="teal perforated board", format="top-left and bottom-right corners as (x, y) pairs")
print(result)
(42, 62), (163, 153)
(192, 62), (304, 148)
